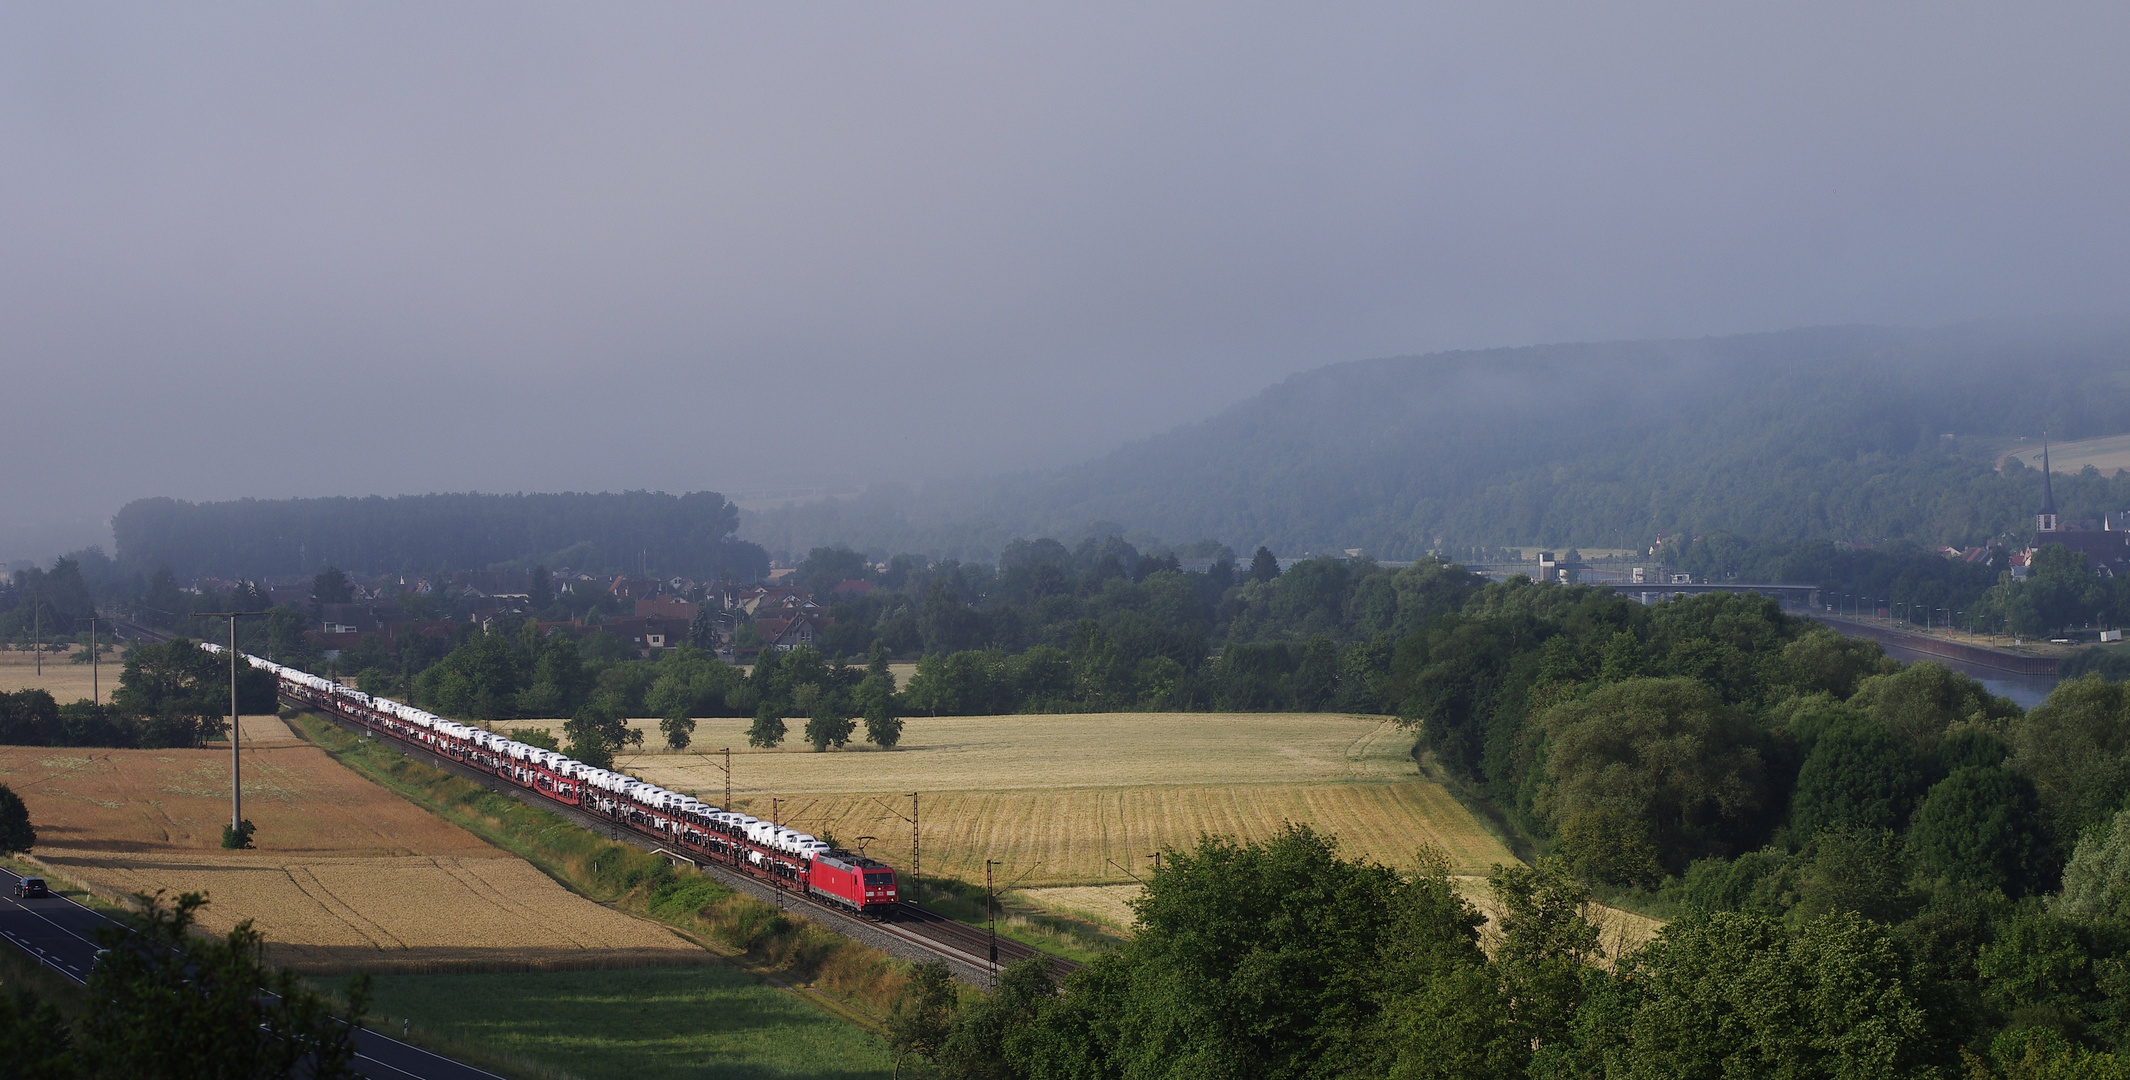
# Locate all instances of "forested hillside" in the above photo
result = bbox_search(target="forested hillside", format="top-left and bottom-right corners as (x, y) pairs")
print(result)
(879, 580), (2130, 1078)
(747, 318), (2130, 560)
(111, 491), (768, 580)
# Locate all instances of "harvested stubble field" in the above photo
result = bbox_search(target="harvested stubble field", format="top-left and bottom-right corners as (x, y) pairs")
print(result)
(517, 712), (1519, 895)
(0, 718), (700, 973)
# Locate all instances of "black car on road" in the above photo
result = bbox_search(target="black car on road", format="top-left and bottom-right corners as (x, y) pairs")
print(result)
(12, 877), (48, 899)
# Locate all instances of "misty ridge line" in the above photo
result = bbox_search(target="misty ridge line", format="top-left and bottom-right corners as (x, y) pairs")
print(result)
(11, 5), (2130, 582)
(61, 317), (2130, 582)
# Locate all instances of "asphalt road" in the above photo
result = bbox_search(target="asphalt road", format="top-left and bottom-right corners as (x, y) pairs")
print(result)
(0, 866), (504, 1080)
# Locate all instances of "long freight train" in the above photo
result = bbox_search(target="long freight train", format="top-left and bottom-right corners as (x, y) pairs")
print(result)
(209, 644), (900, 914)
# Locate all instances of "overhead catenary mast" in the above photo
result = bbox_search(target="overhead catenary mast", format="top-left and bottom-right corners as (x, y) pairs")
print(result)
(196, 610), (272, 840)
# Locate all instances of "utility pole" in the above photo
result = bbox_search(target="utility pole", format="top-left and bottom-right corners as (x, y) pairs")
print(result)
(721, 747), (731, 808)
(32, 602), (39, 676)
(986, 859), (999, 974)
(196, 611), (272, 838)
(88, 615), (97, 704)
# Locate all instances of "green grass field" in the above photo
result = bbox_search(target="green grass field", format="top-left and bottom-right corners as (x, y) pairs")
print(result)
(363, 966), (893, 1080)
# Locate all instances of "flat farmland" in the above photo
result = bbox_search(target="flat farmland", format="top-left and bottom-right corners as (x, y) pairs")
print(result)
(0, 647), (117, 703)
(739, 781), (1514, 888)
(514, 712), (1428, 792)
(0, 720), (700, 972)
(513, 713), (1519, 891)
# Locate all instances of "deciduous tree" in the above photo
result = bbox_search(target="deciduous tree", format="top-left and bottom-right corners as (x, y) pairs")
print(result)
(747, 703), (786, 749)
(885, 961), (957, 1079)
(1539, 677), (1768, 882)
(564, 698), (641, 770)
(111, 639), (227, 748)
(1788, 720), (1929, 836)
(1910, 765), (2057, 897)
(858, 645), (902, 748)
(0, 783), (34, 853)
(804, 689), (854, 751)
(84, 892), (368, 1079)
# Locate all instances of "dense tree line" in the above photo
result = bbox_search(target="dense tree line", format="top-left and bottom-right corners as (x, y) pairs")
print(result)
(347, 615), (903, 766)
(111, 490), (769, 580)
(892, 825), (2130, 1079)
(314, 542), (1496, 736)
(1390, 578), (2054, 887)
(802, 540), (1486, 714)
(1, 552), (121, 644)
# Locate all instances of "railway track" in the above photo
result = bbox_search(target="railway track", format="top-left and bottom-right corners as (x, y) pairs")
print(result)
(109, 618), (171, 643)
(890, 901), (1078, 983)
(298, 699), (1079, 984)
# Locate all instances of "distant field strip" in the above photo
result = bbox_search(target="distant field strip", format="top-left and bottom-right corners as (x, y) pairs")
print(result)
(521, 712), (1427, 794)
(2008, 432), (2130, 476)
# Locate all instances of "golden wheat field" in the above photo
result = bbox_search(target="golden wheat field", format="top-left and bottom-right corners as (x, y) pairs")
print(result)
(0, 721), (700, 972)
(504, 711), (1672, 946)
(0, 646), (118, 704)
(512, 713), (1518, 894)
(45, 852), (694, 972)
(725, 780), (1518, 889)
(518, 712), (1427, 793)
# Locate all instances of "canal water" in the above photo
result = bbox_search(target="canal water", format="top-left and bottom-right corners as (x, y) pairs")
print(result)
(1850, 634), (2059, 709)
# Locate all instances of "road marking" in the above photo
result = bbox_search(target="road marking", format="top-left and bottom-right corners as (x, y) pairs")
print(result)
(352, 1053), (431, 1079)
(353, 1031), (511, 1080)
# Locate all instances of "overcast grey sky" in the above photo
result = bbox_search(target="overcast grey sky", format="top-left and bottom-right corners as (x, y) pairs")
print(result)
(5, 3), (2128, 559)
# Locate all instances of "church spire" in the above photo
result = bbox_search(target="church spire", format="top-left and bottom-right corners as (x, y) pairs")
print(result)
(2039, 436), (2059, 532)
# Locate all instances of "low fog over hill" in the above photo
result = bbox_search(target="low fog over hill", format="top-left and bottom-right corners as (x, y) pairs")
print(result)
(744, 319), (2130, 560)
